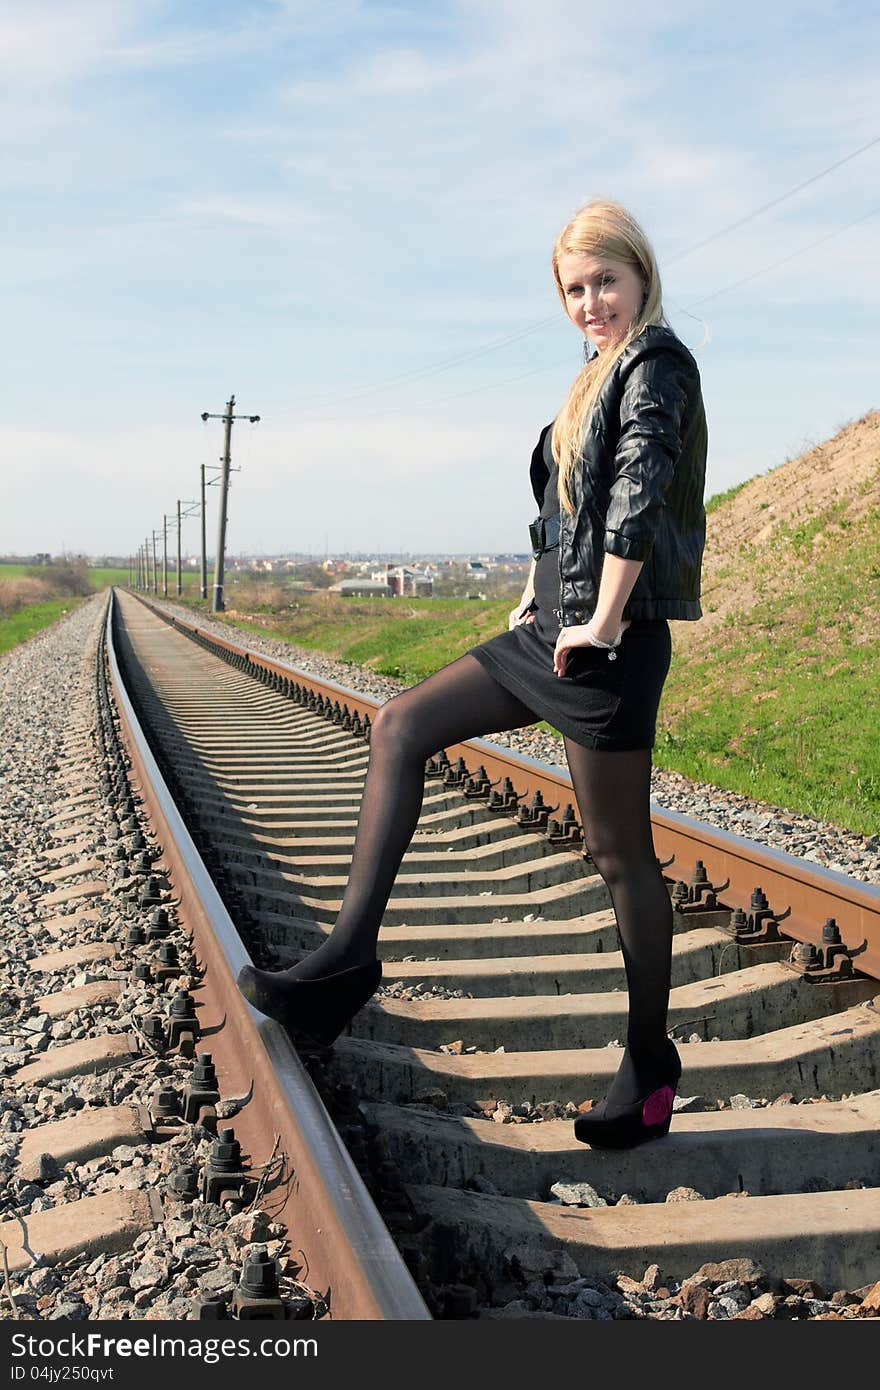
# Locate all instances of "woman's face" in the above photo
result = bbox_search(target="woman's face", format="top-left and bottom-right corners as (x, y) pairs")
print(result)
(557, 250), (646, 354)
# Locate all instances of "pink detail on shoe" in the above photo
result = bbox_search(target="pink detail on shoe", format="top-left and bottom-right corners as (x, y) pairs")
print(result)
(642, 1085), (674, 1127)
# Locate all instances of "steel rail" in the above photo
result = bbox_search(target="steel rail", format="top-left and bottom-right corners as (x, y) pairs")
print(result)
(133, 591), (880, 984)
(106, 590), (431, 1320)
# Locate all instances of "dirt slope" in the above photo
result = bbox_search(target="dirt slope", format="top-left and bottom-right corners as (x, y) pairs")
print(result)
(677, 408), (880, 656)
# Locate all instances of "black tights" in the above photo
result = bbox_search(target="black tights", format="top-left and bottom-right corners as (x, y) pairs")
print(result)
(290, 653), (673, 1106)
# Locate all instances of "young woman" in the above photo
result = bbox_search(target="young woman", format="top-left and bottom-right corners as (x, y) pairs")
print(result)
(238, 199), (708, 1151)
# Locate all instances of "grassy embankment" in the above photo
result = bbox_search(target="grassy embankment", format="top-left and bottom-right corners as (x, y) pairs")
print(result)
(0, 599), (88, 656)
(175, 475), (879, 836)
(655, 500), (879, 834)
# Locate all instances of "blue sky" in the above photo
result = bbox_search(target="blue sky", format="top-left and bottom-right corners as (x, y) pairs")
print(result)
(3, 0), (878, 557)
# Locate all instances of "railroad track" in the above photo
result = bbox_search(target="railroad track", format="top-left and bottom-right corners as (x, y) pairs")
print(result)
(4, 588), (880, 1322)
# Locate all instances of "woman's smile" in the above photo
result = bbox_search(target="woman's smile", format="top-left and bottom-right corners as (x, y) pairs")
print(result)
(557, 251), (645, 353)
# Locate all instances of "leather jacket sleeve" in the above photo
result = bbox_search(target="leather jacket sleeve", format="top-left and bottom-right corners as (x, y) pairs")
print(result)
(603, 344), (694, 563)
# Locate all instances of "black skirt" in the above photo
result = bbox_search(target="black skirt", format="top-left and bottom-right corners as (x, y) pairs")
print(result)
(469, 617), (672, 751)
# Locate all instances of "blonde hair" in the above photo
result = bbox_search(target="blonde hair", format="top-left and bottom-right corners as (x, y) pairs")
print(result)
(551, 200), (668, 515)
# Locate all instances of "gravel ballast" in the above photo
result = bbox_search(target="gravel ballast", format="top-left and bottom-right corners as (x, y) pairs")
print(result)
(0, 597), (323, 1321)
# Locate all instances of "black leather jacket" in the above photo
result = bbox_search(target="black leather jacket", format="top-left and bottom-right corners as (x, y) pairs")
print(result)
(529, 324), (707, 625)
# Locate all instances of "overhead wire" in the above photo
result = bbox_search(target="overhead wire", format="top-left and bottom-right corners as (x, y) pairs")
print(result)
(271, 132), (880, 421)
(263, 318), (559, 412)
(666, 133), (880, 264)
(298, 356), (574, 427)
(683, 202), (880, 308)
(293, 195), (880, 426)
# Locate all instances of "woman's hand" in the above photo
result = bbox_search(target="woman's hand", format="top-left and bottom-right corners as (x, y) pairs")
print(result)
(553, 619), (631, 676)
(509, 600), (537, 632)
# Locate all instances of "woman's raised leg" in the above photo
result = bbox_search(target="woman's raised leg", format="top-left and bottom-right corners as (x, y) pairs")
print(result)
(237, 654), (538, 1030)
(292, 654), (537, 977)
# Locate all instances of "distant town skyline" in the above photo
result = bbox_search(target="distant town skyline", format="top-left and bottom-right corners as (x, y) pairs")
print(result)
(1, 548), (538, 564)
(3, 2), (878, 555)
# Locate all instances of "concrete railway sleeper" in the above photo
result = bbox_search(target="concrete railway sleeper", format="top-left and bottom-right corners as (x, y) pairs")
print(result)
(72, 587), (880, 1322)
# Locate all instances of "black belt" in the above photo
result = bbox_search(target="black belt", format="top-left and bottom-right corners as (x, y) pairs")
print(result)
(529, 514), (560, 560)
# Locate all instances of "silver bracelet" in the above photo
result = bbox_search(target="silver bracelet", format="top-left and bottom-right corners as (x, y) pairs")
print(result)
(585, 622), (622, 649)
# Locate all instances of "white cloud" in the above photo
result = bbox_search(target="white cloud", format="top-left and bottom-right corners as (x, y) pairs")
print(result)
(0, 2), (134, 80)
(0, 0), (306, 82)
(178, 197), (320, 230)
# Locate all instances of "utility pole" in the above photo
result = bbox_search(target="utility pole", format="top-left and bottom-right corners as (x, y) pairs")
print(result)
(175, 498), (199, 599)
(151, 531), (159, 594)
(213, 407), (232, 612)
(162, 516), (169, 599)
(200, 465), (208, 601)
(201, 395), (260, 613)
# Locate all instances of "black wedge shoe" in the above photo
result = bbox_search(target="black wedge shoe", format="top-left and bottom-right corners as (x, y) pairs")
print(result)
(573, 1041), (682, 1150)
(236, 957), (382, 1048)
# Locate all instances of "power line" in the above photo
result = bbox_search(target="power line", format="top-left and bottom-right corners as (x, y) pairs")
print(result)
(271, 132), (880, 419)
(302, 356), (574, 426)
(262, 318), (557, 412)
(684, 202), (880, 308)
(667, 133), (880, 263)
(299, 197), (880, 426)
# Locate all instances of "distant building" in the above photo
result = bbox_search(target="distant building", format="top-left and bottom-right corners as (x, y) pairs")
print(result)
(385, 565), (434, 597)
(329, 579), (393, 598)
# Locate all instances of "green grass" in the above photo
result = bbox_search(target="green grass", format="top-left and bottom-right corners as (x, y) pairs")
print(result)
(0, 562), (131, 588)
(88, 567), (134, 588)
(705, 478), (749, 514)
(0, 564), (203, 590)
(96, 570), (203, 592)
(179, 593), (512, 681)
(0, 598), (88, 655)
(0, 563), (49, 579)
(655, 504), (880, 834)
